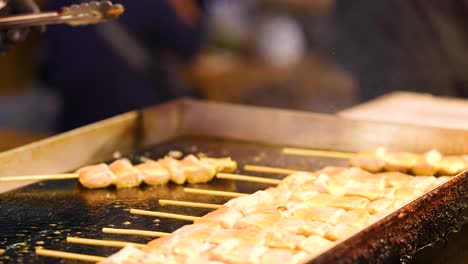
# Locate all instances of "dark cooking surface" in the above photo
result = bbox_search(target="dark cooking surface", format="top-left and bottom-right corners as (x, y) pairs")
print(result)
(0, 136), (347, 263)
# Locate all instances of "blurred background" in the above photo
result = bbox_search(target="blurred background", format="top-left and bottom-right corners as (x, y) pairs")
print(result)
(0, 0), (467, 150)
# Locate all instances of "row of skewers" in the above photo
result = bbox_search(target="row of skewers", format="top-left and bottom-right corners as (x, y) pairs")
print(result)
(284, 147), (468, 176)
(77, 155), (237, 188)
(35, 165), (454, 263)
(2, 146), (465, 190)
(80, 167), (451, 263)
(2, 146), (465, 263)
(349, 147), (468, 175)
(75, 147), (466, 190)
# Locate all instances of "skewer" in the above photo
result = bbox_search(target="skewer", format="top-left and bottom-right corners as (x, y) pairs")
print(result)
(0, 155), (237, 188)
(159, 199), (222, 209)
(216, 173), (282, 184)
(282, 147), (354, 159)
(130, 209), (200, 221)
(184, 187), (249, 197)
(35, 248), (105, 262)
(66, 236), (146, 248)
(0, 173), (79, 182)
(243, 165), (300, 175)
(102, 227), (170, 237)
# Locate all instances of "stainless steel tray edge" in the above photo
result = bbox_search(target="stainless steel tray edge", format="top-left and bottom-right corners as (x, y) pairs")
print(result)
(0, 111), (139, 193)
(178, 99), (468, 153)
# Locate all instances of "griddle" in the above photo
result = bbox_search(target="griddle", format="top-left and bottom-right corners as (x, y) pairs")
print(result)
(0, 99), (466, 264)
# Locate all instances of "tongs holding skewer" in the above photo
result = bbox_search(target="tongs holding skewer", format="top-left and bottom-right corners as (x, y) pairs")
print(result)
(0, 1), (124, 28)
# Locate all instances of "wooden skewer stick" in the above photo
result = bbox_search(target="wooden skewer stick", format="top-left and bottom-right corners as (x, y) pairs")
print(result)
(217, 173), (281, 185)
(130, 209), (200, 221)
(0, 173), (79, 182)
(243, 165), (300, 175)
(282, 147), (354, 159)
(159, 199), (222, 209)
(66, 236), (146, 248)
(184, 187), (249, 198)
(102, 227), (170, 237)
(35, 248), (105, 262)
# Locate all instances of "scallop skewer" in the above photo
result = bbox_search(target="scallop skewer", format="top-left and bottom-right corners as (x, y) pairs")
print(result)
(37, 166), (450, 263)
(0, 155), (238, 188)
(21, 169), (276, 262)
(282, 147), (467, 176)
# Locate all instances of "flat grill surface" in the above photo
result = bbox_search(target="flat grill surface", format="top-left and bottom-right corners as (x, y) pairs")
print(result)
(0, 136), (347, 263)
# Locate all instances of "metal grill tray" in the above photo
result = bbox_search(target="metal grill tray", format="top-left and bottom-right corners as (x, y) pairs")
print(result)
(0, 99), (466, 263)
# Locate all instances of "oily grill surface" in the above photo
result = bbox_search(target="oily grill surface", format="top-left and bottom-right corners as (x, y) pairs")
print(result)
(0, 136), (347, 264)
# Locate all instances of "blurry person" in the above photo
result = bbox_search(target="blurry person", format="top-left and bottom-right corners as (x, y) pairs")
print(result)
(327, 0), (468, 101)
(0, 0), (58, 145)
(0, 0), (41, 55)
(45, 0), (205, 131)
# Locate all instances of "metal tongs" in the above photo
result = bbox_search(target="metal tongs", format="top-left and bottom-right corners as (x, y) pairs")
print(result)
(0, 1), (124, 28)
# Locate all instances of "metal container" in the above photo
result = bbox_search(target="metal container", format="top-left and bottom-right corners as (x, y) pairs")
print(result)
(0, 99), (466, 263)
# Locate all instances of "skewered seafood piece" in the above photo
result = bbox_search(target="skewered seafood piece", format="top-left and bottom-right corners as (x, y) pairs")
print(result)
(205, 227), (264, 244)
(274, 219), (331, 237)
(158, 156), (187, 184)
(76, 154), (237, 189)
(212, 239), (269, 263)
(349, 148), (467, 176)
(180, 155), (217, 184)
(306, 194), (370, 210)
(290, 207), (345, 225)
(76, 163), (115, 189)
(195, 206), (244, 228)
(260, 248), (300, 264)
(299, 235), (334, 255)
(263, 229), (306, 250)
(200, 157), (238, 173)
(348, 147), (387, 172)
(411, 149), (441, 175)
(308, 167), (389, 200)
(134, 160), (170, 185)
(102, 167), (454, 264)
(437, 156), (467, 175)
(99, 245), (157, 264)
(234, 213), (284, 229)
(109, 159), (143, 188)
(324, 223), (359, 241)
(225, 190), (278, 215)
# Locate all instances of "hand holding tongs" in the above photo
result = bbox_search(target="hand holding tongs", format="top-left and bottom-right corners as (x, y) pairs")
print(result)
(0, 1), (124, 28)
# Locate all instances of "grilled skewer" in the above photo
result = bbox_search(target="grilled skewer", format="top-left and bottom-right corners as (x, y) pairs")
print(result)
(0, 154), (238, 189)
(100, 168), (444, 263)
(38, 167), (453, 263)
(80, 155), (237, 188)
(282, 147), (468, 176)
